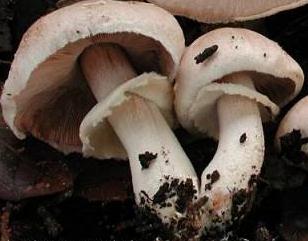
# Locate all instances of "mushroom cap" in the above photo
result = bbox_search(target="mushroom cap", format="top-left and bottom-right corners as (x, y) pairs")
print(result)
(276, 96), (308, 152)
(175, 28), (304, 138)
(147, 0), (308, 23)
(1, 0), (184, 153)
(80, 72), (174, 159)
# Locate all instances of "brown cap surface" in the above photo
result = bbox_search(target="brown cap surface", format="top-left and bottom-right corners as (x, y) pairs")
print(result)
(148, 0), (308, 23)
(1, 0), (184, 153)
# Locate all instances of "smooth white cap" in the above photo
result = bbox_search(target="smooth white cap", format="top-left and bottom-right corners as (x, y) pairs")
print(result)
(175, 28), (304, 138)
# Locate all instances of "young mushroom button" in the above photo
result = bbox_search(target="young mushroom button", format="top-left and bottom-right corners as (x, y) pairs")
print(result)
(147, 0), (308, 23)
(175, 28), (304, 233)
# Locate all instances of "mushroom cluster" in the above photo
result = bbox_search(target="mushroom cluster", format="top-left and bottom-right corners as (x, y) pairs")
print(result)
(0, 0), (306, 240)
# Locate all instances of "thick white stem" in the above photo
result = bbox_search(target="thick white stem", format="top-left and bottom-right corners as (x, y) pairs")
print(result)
(80, 44), (136, 101)
(108, 96), (199, 224)
(81, 44), (199, 227)
(201, 73), (264, 230)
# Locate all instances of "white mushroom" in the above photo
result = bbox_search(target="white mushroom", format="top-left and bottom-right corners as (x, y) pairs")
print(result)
(1, 0), (199, 233)
(175, 28), (304, 234)
(80, 49), (199, 225)
(74, 0), (199, 232)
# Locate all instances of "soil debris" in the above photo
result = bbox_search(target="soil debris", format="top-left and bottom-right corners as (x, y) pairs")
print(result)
(240, 133), (247, 144)
(205, 170), (220, 191)
(151, 178), (197, 214)
(194, 45), (218, 64)
(139, 151), (158, 169)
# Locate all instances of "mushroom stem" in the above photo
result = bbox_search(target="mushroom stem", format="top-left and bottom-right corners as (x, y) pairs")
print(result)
(80, 44), (136, 101)
(201, 73), (264, 230)
(81, 44), (198, 225)
(108, 96), (199, 223)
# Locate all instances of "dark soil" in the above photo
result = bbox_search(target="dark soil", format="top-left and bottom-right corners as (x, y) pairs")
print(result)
(1, 1), (308, 241)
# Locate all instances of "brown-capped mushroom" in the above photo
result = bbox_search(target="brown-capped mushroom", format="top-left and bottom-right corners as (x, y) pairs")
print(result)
(276, 96), (308, 153)
(175, 28), (304, 235)
(147, 0), (308, 23)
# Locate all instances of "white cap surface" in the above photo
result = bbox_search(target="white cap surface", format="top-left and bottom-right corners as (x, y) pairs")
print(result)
(175, 28), (304, 138)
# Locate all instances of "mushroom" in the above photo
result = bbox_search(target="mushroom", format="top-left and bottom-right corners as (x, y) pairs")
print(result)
(0, 0), (181, 154)
(80, 71), (199, 228)
(276, 96), (308, 154)
(147, 0), (308, 23)
(175, 28), (304, 233)
(1, 0), (199, 232)
(78, 2), (199, 232)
